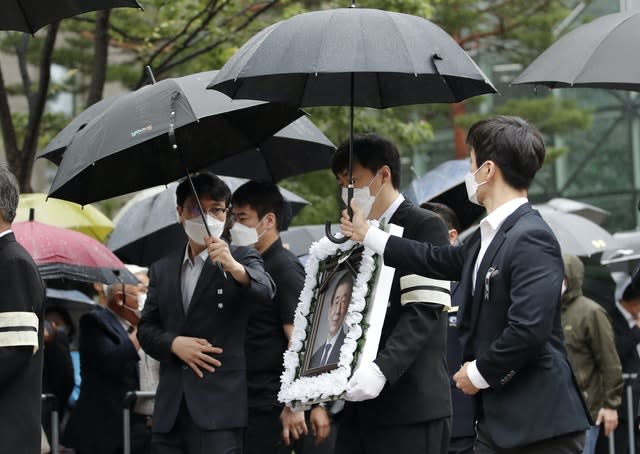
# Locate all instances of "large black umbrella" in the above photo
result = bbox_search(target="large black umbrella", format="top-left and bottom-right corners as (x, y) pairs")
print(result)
(401, 159), (485, 230)
(512, 11), (640, 90)
(208, 5), (497, 242)
(1, 0), (142, 34)
(107, 177), (310, 266)
(40, 98), (334, 181)
(47, 70), (302, 206)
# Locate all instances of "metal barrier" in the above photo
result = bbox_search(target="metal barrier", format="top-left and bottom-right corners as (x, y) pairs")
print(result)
(123, 391), (156, 454)
(607, 373), (638, 454)
(41, 393), (59, 454)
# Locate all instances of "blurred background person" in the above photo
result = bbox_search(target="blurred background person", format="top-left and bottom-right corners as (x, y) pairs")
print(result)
(63, 282), (142, 454)
(608, 280), (640, 454)
(561, 254), (622, 454)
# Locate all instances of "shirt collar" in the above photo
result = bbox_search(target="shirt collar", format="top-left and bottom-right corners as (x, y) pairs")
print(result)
(616, 301), (636, 328)
(0, 229), (12, 239)
(480, 197), (528, 236)
(378, 193), (404, 224)
(182, 244), (209, 266)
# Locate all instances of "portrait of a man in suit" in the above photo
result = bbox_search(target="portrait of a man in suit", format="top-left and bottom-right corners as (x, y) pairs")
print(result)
(308, 272), (353, 370)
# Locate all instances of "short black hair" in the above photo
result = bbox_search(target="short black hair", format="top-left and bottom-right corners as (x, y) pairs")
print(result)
(622, 281), (640, 302)
(0, 164), (19, 224)
(176, 172), (231, 207)
(331, 133), (401, 189)
(420, 202), (461, 232)
(466, 115), (545, 190)
(232, 181), (286, 231)
(45, 306), (75, 342)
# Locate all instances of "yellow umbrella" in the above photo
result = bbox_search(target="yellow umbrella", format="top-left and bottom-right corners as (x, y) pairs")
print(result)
(15, 193), (114, 242)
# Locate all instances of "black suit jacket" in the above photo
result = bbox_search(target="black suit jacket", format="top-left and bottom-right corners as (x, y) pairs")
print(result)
(138, 244), (274, 432)
(0, 232), (45, 454)
(309, 329), (347, 369)
(607, 305), (640, 421)
(341, 200), (452, 426)
(63, 306), (140, 454)
(381, 203), (590, 448)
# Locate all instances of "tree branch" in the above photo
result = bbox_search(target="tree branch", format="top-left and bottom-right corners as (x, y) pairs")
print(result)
(86, 10), (111, 107)
(16, 34), (33, 109)
(0, 65), (19, 169)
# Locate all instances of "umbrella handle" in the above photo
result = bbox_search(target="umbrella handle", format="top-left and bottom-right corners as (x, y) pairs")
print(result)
(325, 221), (348, 244)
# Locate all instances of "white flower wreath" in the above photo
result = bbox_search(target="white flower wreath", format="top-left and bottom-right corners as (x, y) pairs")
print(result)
(278, 222), (381, 410)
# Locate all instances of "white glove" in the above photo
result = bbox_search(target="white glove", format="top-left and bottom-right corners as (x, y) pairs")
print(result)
(345, 361), (387, 402)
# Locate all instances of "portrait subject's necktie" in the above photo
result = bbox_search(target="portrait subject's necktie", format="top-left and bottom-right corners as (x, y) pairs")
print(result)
(320, 343), (332, 366)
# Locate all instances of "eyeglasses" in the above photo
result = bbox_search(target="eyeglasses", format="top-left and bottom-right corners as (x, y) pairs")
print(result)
(188, 206), (228, 218)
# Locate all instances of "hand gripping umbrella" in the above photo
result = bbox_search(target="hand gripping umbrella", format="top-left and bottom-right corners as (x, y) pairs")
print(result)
(208, 3), (497, 242)
(1, 0), (142, 34)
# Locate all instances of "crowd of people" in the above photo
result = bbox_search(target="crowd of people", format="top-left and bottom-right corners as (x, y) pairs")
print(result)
(2, 115), (640, 454)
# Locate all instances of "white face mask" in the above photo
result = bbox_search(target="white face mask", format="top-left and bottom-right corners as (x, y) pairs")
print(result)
(230, 221), (260, 246)
(137, 293), (147, 311)
(341, 173), (382, 219)
(464, 163), (488, 206)
(183, 215), (225, 245)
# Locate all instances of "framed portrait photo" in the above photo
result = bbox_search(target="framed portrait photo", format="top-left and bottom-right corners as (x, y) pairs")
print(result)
(278, 222), (402, 409)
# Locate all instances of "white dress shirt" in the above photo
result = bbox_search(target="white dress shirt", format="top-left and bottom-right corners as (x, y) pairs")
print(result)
(0, 229), (12, 239)
(180, 246), (209, 313)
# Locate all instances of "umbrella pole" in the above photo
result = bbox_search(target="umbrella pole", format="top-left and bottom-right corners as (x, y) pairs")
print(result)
(169, 93), (227, 278)
(325, 72), (354, 244)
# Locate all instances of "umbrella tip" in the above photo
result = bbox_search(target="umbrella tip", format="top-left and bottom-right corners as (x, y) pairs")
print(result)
(144, 65), (156, 85)
(350, 0), (357, 7)
(29, 207), (35, 222)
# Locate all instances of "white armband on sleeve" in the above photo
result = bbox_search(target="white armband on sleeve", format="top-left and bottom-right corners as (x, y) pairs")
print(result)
(0, 312), (39, 353)
(399, 275), (451, 310)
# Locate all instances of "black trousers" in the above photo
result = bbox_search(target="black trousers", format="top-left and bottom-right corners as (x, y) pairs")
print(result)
(475, 420), (585, 454)
(245, 406), (291, 454)
(335, 417), (449, 454)
(151, 401), (243, 454)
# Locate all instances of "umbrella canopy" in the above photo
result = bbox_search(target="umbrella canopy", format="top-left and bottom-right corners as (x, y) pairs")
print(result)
(208, 7), (496, 107)
(209, 6), (496, 243)
(1, 0), (142, 34)
(107, 177), (310, 266)
(13, 220), (137, 284)
(402, 159), (485, 230)
(512, 11), (640, 91)
(39, 95), (123, 165)
(46, 288), (96, 312)
(47, 70), (302, 205)
(601, 230), (640, 274)
(280, 224), (338, 258)
(40, 99), (334, 182)
(542, 197), (610, 225)
(534, 205), (622, 257)
(15, 193), (114, 242)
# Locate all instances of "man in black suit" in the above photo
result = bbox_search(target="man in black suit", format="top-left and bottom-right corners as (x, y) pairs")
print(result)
(63, 283), (142, 454)
(607, 281), (640, 454)
(341, 116), (590, 453)
(309, 273), (352, 369)
(331, 134), (452, 454)
(0, 165), (45, 454)
(138, 172), (274, 454)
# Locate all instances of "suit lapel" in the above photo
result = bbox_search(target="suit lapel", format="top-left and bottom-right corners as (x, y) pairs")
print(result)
(185, 260), (221, 318)
(457, 230), (481, 334)
(466, 203), (532, 336)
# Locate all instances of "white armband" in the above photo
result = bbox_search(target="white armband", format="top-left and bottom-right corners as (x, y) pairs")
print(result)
(0, 311), (39, 353)
(399, 275), (451, 310)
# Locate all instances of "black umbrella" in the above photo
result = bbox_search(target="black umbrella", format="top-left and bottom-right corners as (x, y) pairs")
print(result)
(401, 159), (485, 230)
(208, 5), (497, 242)
(512, 11), (640, 90)
(39, 95), (123, 166)
(40, 97), (334, 181)
(47, 70), (303, 206)
(1, 0), (142, 34)
(107, 178), (311, 266)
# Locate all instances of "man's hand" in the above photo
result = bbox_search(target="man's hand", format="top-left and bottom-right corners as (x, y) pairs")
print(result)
(280, 406), (308, 446)
(596, 407), (618, 436)
(170, 336), (223, 378)
(205, 236), (249, 285)
(345, 361), (386, 401)
(453, 362), (480, 395)
(340, 199), (369, 242)
(310, 405), (331, 445)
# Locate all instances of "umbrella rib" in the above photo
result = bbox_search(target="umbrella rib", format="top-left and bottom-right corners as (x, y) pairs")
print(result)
(16, 0), (35, 35)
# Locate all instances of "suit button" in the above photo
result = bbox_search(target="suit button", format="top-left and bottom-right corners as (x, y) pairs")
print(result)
(182, 365), (188, 370)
